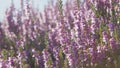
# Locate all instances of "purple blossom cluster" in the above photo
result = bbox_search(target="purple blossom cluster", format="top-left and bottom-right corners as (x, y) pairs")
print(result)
(0, 0), (120, 68)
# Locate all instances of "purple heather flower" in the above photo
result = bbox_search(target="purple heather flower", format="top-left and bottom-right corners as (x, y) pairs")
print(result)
(66, 54), (74, 68)
(108, 23), (115, 36)
(109, 38), (116, 45)
(38, 56), (44, 68)
(53, 47), (59, 61)
(102, 44), (109, 52)
(91, 34), (98, 42)
(8, 57), (15, 67)
(91, 17), (100, 34)
(108, 23), (115, 31)
(109, 38), (119, 50)
(102, 31), (109, 44)
(89, 47), (97, 63)
(71, 42), (79, 67)
(42, 49), (50, 68)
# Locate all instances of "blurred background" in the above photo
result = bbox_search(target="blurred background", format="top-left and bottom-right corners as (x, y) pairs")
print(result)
(0, 0), (67, 21)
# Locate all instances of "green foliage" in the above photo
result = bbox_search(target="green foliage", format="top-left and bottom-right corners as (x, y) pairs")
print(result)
(58, 0), (63, 18)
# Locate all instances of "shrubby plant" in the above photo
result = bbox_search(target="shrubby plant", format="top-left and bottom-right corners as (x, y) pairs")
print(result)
(0, 0), (120, 68)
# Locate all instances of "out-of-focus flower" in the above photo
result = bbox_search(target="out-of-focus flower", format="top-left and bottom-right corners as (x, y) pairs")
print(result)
(102, 31), (109, 44)
(108, 23), (115, 36)
(42, 49), (50, 68)
(109, 38), (119, 51)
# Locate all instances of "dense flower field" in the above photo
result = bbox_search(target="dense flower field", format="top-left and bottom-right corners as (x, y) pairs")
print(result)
(0, 0), (120, 68)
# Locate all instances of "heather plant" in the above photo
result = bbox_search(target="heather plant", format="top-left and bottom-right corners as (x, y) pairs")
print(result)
(0, 0), (120, 68)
